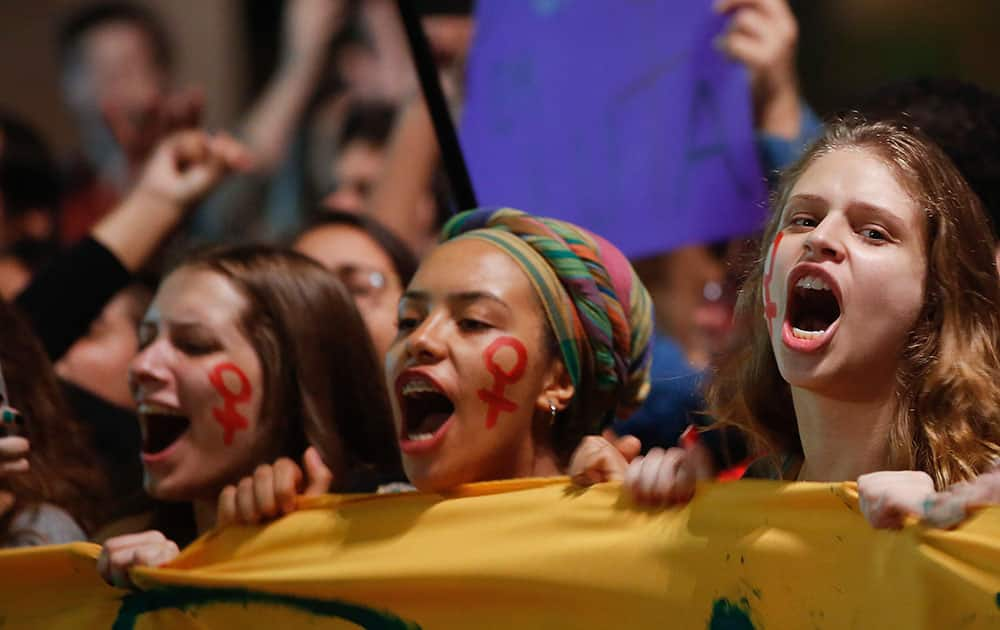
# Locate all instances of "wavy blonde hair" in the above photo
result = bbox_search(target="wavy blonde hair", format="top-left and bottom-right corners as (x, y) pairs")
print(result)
(709, 117), (1000, 489)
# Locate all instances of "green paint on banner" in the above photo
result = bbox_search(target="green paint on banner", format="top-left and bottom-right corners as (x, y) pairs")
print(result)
(112, 585), (421, 630)
(709, 597), (755, 630)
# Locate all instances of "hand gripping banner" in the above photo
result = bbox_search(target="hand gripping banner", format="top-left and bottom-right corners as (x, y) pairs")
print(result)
(2, 479), (999, 628)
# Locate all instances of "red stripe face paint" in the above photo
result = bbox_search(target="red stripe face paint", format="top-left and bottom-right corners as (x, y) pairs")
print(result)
(209, 362), (252, 445)
(476, 336), (528, 429)
(763, 231), (784, 334)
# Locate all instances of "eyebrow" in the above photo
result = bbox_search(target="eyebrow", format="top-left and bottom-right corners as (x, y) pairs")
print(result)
(785, 194), (908, 234)
(401, 290), (512, 312)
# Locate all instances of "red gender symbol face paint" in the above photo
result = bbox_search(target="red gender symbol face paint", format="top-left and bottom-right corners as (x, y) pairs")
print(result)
(476, 336), (528, 429)
(763, 231), (784, 334)
(209, 362), (252, 445)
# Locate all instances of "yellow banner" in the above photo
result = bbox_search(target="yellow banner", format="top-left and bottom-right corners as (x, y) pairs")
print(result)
(2, 479), (1000, 629)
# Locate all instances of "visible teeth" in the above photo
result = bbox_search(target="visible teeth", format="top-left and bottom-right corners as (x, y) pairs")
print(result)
(402, 378), (440, 397)
(795, 275), (830, 291)
(792, 326), (825, 339)
(407, 432), (435, 441)
(137, 403), (185, 416)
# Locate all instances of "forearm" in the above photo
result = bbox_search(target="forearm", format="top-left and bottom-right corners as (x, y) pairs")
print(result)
(90, 190), (186, 273)
(239, 57), (327, 172)
(367, 97), (440, 247)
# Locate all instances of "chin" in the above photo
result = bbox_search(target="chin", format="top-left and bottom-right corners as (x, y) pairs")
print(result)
(403, 460), (470, 494)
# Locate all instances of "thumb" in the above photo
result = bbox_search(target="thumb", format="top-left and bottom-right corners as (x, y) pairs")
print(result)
(302, 447), (334, 496)
(613, 435), (642, 463)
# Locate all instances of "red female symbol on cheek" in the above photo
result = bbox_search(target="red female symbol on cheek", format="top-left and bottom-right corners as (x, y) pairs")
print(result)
(208, 362), (252, 445)
(476, 336), (528, 429)
(763, 231), (784, 333)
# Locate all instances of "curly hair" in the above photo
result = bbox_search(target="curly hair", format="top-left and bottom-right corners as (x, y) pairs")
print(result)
(708, 117), (1000, 489)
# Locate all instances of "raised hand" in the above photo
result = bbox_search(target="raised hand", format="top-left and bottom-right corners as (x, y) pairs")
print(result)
(715, 0), (802, 138)
(131, 129), (254, 211)
(103, 87), (204, 178)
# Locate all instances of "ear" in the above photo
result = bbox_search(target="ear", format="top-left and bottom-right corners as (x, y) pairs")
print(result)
(535, 356), (575, 414)
(994, 246), (1000, 278)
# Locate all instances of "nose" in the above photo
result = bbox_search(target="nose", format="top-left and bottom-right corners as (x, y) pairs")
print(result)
(803, 217), (846, 263)
(128, 339), (171, 400)
(404, 313), (448, 364)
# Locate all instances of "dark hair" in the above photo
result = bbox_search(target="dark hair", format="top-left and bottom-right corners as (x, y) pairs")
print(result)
(860, 78), (1000, 237)
(0, 301), (109, 543)
(57, 2), (172, 72)
(178, 245), (403, 487)
(0, 112), (60, 219)
(297, 211), (420, 286)
(338, 102), (397, 153)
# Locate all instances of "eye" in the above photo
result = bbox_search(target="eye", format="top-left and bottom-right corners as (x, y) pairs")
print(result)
(458, 318), (491, 333)
(396, 316), (420, 332)
(860, 227), (889, 242)
(173, 339), (219, 356)
(789, 215), (818, 229)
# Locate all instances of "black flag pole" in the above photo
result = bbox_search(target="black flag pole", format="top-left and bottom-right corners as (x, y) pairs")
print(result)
(395, 0), (478, 213)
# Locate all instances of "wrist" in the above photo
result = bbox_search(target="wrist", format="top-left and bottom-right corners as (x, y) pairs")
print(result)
(125, 186), (186, 224)
(756, 80), (802, 140)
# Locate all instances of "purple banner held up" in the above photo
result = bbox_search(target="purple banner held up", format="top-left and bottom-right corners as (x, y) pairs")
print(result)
(459, 1), (769, 260)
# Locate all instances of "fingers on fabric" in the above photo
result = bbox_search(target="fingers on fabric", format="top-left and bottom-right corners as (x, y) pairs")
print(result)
(217, 457), (308, 528)
(0, 436), (29, 475)
(98, 530), (179, 589)
(922, 472), (1000, 529)
(568, 436), (631, 486)
(0, 436), (29, 459)
(625, 447), (697, 506)
(857, 471), (935, 530)
(302, 447), (334, 496)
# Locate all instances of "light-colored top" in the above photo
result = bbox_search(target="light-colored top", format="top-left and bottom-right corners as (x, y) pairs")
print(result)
(3, 503), (87, 548)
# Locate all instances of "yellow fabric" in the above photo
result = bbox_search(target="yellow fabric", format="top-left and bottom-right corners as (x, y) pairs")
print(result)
(2, 478), (1000, 629)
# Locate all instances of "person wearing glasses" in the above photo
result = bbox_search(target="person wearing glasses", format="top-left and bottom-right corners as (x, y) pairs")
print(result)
(294, 211), (418, 359)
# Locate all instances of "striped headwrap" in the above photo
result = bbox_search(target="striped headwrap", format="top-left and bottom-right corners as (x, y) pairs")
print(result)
(441, 208), (653, 424)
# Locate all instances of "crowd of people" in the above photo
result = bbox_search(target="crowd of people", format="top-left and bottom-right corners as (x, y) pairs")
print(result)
(0, 0), (998, 594)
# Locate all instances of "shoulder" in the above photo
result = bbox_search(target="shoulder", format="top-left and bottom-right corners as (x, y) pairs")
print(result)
(5, 503), (87, 548)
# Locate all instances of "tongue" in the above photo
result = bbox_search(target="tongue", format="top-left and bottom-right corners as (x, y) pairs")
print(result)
(415, 412), (450, 435)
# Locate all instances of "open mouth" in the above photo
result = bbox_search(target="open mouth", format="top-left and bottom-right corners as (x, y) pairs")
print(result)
(786, 274), (841, 341)
(138, 403), (191, 456)
(397, 374), (455, 445)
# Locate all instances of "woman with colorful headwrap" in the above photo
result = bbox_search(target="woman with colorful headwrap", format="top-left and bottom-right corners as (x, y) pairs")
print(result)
(217, 207), (653, 519)
(386, 207), (653, 491)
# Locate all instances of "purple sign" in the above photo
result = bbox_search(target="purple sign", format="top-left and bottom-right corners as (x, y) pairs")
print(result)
(460, 1), (769, 259)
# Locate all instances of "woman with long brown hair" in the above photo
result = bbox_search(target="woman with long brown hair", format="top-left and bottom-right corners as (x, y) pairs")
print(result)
(97, 245), (402, 585)
(0, 300), (109, 546)
(572, 116), (1000, 501)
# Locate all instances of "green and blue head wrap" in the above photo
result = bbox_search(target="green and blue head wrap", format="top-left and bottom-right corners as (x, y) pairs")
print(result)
(441, 208), (653, 427)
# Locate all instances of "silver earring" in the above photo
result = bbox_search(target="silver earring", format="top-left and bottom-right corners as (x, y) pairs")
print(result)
(548, 401), (558, 425)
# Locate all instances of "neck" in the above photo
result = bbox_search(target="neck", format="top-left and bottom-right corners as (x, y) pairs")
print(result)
(791, 386), (896, 482)
(193, 498), (217, 534)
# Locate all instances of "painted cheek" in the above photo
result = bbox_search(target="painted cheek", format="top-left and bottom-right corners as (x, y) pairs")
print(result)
(476, 336), (528, 429)
(762, 232), (784, 336)
(208, 362), (253, 446)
